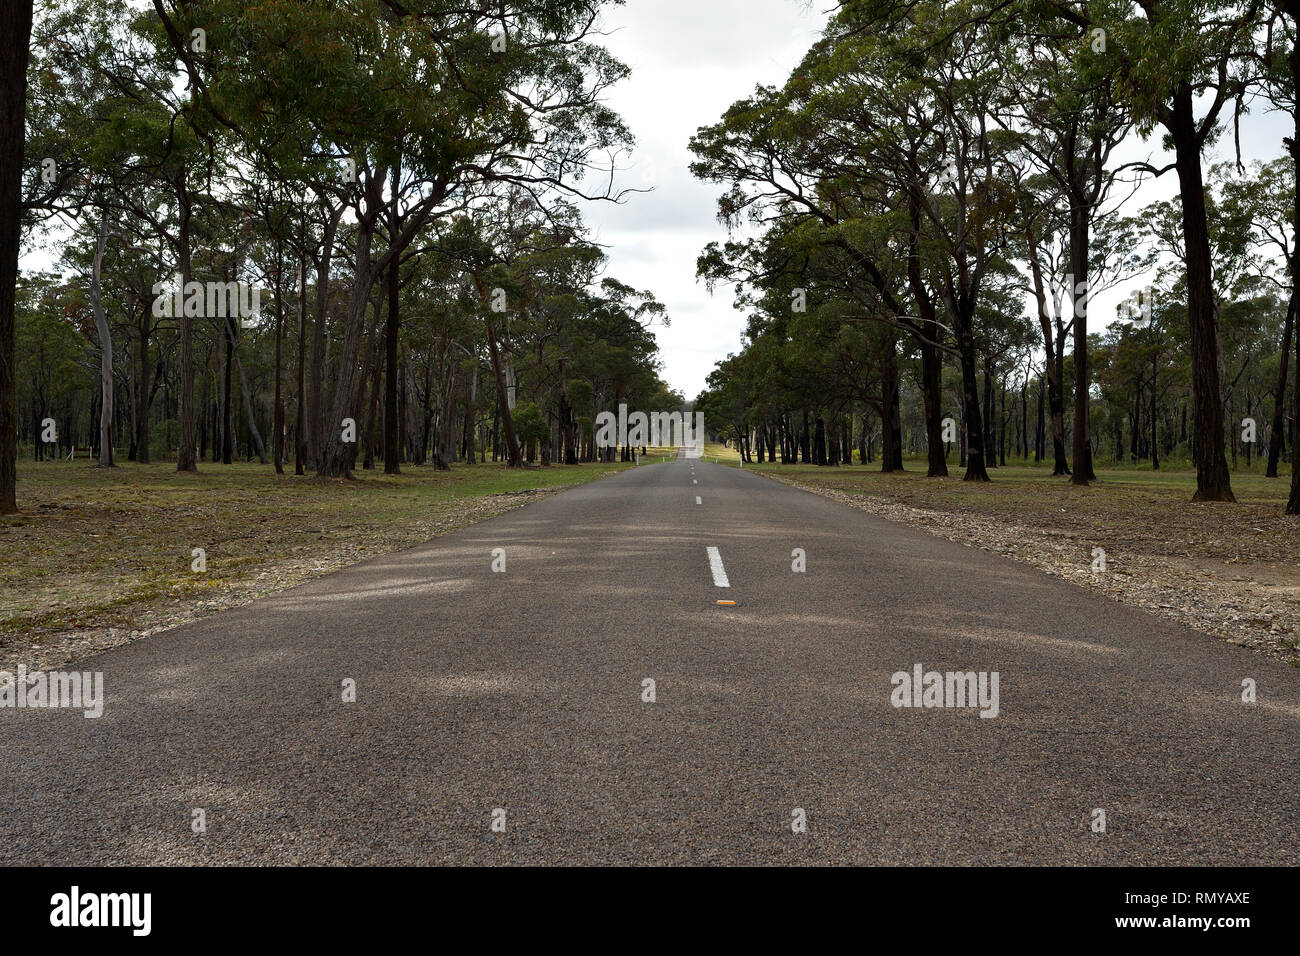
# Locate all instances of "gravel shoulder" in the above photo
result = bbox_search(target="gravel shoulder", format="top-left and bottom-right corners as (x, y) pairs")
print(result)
(752, 463), (1300, 667)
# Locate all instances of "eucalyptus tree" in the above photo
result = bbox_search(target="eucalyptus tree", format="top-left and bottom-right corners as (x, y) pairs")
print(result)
(0, 0), (32, 513)
(496, 202), (605, 464)
(7, 0), (121, 503)
(812, 0), (1022, 480)
(1013, 175), (1075, 473)
(693, 86), (906, 471)
(579, 277), (669, 461)
(399, 255), (481, 469)
(796, 4), (1000, 477)
(820, 0), (1021, 479)
(434, 211), (528, 468)
(690, 52), (963, 475)
(92, 4), (242, 473)
(697, 207), (909, 469)
(1047, 0), (1264, 500)
(989, 1), (1140, 483)
(239, 176), (307, 474)
(1201, 168), (1290, 464)
(1140, 166), (1281, 461)
(21, 0), (211, 471)
(1212, 158), (1295, 476)
(145, 0), (633, 478)
(15, 275), (90, 461)
(1252, 0), (1300, 508)
(698, 355), (759, 460)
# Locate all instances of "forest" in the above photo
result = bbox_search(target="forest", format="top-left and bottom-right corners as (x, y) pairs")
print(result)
(689, 0), (1300, 515)
(0, 0), (680, 519)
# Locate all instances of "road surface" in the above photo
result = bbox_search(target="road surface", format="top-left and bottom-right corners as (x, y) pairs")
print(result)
(1, 457), (1297, 864)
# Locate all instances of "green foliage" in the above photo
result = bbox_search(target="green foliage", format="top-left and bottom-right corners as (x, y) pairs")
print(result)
(512, 402), (549, 446)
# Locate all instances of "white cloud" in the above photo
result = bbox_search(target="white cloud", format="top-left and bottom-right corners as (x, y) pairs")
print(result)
(585, 0), (830, 398)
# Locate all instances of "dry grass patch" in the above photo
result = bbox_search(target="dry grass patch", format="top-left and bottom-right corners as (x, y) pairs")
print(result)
(0, 458), (628, 670)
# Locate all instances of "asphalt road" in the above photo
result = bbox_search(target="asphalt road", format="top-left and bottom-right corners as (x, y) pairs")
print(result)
(2, 456), (1297, 864)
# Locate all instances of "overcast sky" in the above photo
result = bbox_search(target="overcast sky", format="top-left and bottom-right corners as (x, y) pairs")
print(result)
(583, 0), (832, 400)
(586, 1), (1292, 400)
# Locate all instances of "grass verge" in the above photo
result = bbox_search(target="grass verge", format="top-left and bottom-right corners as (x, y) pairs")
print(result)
(0, 458), (629, 671)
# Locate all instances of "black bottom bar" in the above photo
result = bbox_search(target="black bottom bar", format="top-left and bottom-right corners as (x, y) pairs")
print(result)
(2, 865), (1278, 941)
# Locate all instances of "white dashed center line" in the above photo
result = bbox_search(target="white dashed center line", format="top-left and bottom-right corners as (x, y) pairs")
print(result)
(695, 496), (702, 505)
(706, 546), (730, 588)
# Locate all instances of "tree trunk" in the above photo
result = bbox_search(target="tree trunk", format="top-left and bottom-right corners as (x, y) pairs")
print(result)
(272, 239), (284, 474)
(1289, 303), (1300, 512)
(1170, 82), (1234, 501)
(1131, 381), (1141, 463)
(136, 294), (153, 463)
(91, 210), (114, 467)
(464, 367), (477, 464)
(921, 344), (947, 473)
(222, 316), (234, 464)
(483, 306), (521, 467)
(983, 359), (997, 470)
(981, 364), (992, 468)
(362, 328), (382, 470)
(318, 186), (382, 478)
(294, 252), (307, 476)
(1014, 387), (1021, 460)
(1035, 372), (1045, 461)
(383, 166), (402, 474)
(1269, 275), (1296, 478)
(307, 205), (340, 472)
(0, 0), (32, 513)
(907, 199), (948, 477)
(955, 302), (989, 481)
(383, 255), (400, 473)
(126, 315), (137, 461)
(176, 189), (197, 472)
(1151, 357), (1160, 471)
(397, 360), (408, 468)
(999, 383), (1007, 466)
(1288, 20), (1300, 514)
(433, 357), (458, 469)
(230, 327), (267, 464)
(1068, 192), (1094, 484)
(1027, 226), (1070, 474)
